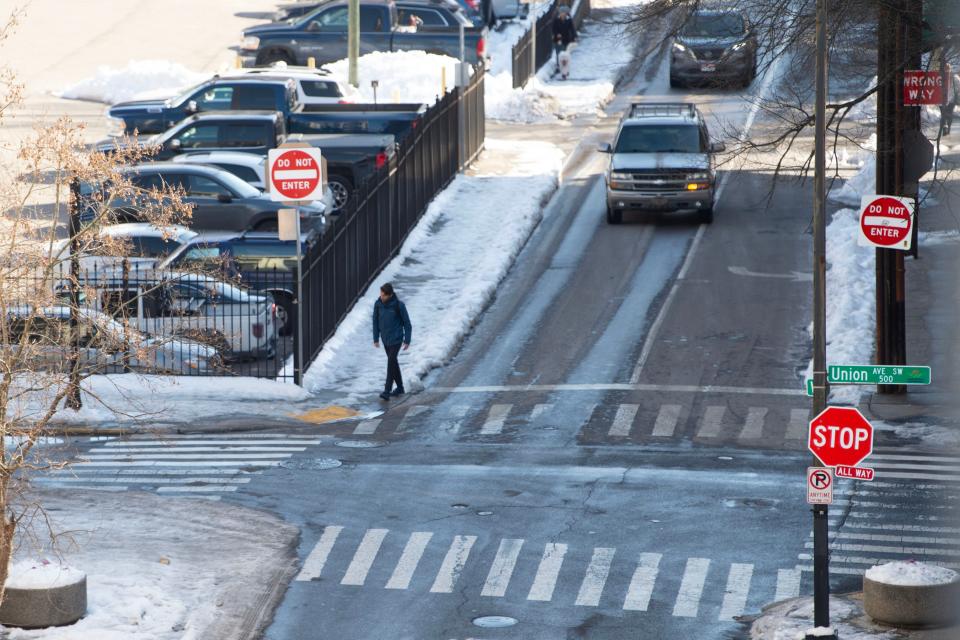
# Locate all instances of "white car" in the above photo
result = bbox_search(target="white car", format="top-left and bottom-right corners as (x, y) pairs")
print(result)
(53, 224), (198, 276)
(219, 63), (361, 105)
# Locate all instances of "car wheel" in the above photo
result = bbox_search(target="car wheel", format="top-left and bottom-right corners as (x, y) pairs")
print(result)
(274, 293), (294, 337)
(698, 207), (714, 224)
(257, 49), (294, 66)
(606, 206), (623, 225)
(327, 174), (353, 213)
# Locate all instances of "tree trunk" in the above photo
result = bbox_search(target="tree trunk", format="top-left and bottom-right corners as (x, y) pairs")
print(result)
(0, 512), (16, 605)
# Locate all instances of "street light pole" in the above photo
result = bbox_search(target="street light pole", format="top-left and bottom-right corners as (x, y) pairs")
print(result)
(808, 0), (834, 637)
(348, 0), (360, 88)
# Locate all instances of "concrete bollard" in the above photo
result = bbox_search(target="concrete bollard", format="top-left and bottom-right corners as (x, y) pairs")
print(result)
(864, 561), (960, 628)
(0, 561), (87, 629)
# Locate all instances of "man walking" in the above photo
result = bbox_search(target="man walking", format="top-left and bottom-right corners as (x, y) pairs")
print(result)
(372, 283), (412, 401)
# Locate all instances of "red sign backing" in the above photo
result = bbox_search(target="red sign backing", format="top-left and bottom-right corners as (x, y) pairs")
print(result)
(903, 70), (949, 106)
(808, 407), (874, 468)
(858, 195), (914, 251)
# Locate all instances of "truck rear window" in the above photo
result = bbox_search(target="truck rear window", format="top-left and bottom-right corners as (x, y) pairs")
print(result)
(301, 81), (344, 98)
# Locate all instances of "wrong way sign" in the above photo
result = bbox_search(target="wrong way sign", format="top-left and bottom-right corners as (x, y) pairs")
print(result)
(268, 147), (324, 203)
(858, 195), (914, 251)
(807, 467), (834, 505)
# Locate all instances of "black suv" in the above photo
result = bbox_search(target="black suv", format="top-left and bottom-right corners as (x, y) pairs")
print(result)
(670, 9), (757, 88)
(156, 230), (319, 335)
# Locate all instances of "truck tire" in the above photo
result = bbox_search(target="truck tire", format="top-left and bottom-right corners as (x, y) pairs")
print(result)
(273, 292), (294, 337)
(328, 174), (353, 214)
(698, 207), (714, 224)
(606, 206), (622, 225)
(257, 49), (294, 66)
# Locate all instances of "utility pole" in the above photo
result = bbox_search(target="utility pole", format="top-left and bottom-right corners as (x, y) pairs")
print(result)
(348, 0), (360, 88)
(66, 178), (83, 410)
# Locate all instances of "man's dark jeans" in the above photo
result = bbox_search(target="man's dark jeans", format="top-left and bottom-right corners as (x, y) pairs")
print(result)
(384, 343), (404, 393)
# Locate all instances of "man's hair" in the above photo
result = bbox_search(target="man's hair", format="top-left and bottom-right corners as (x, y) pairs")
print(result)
(380, 283), (394, 296)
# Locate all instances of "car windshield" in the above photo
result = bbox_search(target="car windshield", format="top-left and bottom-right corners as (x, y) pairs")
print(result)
(681, 13), (745, 38)
(208, 169), (261, 198)
(170, 81), (210, 107)
(615, 125), (703, 154)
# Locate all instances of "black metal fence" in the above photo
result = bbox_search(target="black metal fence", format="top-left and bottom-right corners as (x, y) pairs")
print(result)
(293, 67), (486, 384)
(511, 0), (591, 89)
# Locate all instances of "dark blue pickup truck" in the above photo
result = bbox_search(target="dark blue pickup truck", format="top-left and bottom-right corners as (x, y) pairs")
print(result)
(239, 0), (487, 68)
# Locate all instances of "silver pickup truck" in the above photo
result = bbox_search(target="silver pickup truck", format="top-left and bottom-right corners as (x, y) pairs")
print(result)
(600, 103), (724, 225)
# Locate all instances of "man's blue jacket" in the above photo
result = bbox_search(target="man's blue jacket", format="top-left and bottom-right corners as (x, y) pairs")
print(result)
(373, 295), (412, 346)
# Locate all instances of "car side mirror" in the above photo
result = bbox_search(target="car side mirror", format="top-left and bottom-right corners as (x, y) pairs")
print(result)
(599, 142), (612, 153)
(185, 100), (198, 114)
(217, 193), (233, 203)
(710, 142), (726, 153)
(169, 138), (182, 151)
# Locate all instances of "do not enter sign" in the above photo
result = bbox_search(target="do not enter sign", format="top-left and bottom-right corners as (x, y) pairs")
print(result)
(808, 407), (874, 468)
(858, 195), (914, 251)
(268, 147), (324, 202)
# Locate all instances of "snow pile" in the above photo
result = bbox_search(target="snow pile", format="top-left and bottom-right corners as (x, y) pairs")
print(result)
(5, 559), (84, 589)
(866, 561), (958, 586)
(326, 51), (463, 105)
(829, 155), (875, 207)
(751, 596), (899, 640)
(57, 60), (209, 105)
(302, 137), (563, 401)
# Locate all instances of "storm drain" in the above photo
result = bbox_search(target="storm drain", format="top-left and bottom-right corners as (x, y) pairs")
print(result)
(472, 616), (518, 629)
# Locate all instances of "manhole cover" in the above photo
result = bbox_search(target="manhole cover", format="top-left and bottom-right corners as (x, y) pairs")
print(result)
(335, 440), (383, 449)
(280, 457), (342, 471)
(451, 503), (469, 509)
(476, 510), (494, 516)
(472, 616), (518, 629)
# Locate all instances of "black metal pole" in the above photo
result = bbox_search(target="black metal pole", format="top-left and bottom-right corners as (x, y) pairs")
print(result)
(66, 178), (83, 410)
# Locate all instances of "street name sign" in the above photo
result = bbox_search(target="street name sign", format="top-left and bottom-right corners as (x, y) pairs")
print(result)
(903, 70), (949, 106)
(808, 407), (874, 468)
(805, 364), (932, 395)
(858, 195), (914, 251)
(836, 465), (875, 481)
(807, 467), (834, 505)
(268, 147), (324, 202)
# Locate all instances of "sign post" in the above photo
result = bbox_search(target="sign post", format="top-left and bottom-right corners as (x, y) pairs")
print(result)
(858, 195), (915, 251)
(268, 146), (325, 386)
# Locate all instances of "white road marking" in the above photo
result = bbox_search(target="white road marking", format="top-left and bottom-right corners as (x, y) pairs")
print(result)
(83, 453), (291, 461)
(608, 404), (639, 437)
(354, 419), (381, 435)
(103, 439), (321, 446)
(442, 405), (471, 434)
(296, 525), (344, 581)
(787, 408), (809, 440)
(385, 532), (433, 590)
(341, 529), (390, 586)
(623, 552), (661, 611)
(431, 383), (802, 396)
(397, 406), (430, 433)
(827, 521), (960, 535)
(673, 558), (711, 617)
(696, 406), (726, 438)
(33, 477), (249, 484)
(527, 543), (568, 601)
(430, 535), (477, 593)
(738, 407), (767, 440)
(832, 531), (956, 545)
(481, 538), (524, 597)
(718, 563), (753, 620)
(652, 404), (682, 437)
(575, 547), (616, 606)
(88, 447), (306, 454)
(76, 461), (284, 467)
(47, 468), (251, 475)
(531, 403), (553, 420)
(774, 568), (801, 601)
(480, 404), (512, 435)
(869, 472), (960, 482)
(797, 554), (960, 569)
(803, 542), (960, 557)
(156, 485), (239, 493)
(871, 453), (960, 463)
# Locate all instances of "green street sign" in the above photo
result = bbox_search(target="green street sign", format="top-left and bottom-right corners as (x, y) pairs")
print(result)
(805, 365), (932, 396)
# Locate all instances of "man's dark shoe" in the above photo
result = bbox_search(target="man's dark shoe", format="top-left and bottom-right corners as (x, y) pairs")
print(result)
(379, 391), (391, 401)
(391, 388), (405, 397)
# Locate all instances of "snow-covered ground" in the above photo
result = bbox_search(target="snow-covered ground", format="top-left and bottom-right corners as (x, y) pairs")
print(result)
(2, 489), (297, 639)
(302, 137), (564, 401)
(56, 60), (208, 105)
(751, 596), (899, 640)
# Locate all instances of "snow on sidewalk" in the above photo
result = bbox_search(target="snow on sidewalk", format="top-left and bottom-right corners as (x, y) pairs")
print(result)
(302, 137), (564, 402)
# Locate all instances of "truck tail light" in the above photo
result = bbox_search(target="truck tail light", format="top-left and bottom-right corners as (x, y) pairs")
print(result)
(252, 322), (264, 338)
(338, 99), (353, 104)
(375, 152), (387, 169)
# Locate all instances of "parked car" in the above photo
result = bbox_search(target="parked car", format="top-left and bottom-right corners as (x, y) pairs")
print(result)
(156, 229), (320, 335)
(276, 0), (482, 27)
(84, 271), (279, 360)
(599, 102), (725, 224)
(79, 162), (327, 232)
(52, 224), (198, 275)
(239, 0), (488, 68)
(669, 8), (757, 88)
(3, 305), (221, 374)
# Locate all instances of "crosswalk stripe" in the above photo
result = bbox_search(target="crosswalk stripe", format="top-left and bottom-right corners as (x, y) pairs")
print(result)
(103, 439), (321, 446)
(527, 543), (567, 601)
(88, 446), (306, 454)
(623, 552), (661, 611)
(870, 472), (960, 482)
(652, 405), (682, 437)
(827, 521), (960, 535)
(531, 404), (552, 420)
(481, 538), (524, 597)
(718, 563), (753, 620)
(832, 531), (957, 545)
(804, 541), (960, 557)
(870, 460), (960, 471)
(342, 529), (389, 586)
(397, 406), (430, 433)
(354, 419), (381, 435)
(480, 404), (512, 435)
(738, 408), (767, 440)
(673, 558), (710, 617)
(156, 485), (238, 493)
(76, 461), (284, 467)
(697, 406), (726, 438)
(786, 409), (809, 440)
(871, 453), (960, 463)
(442, 405), (471, 435)
(775, 568), (801, 601)
(296, 525), (344, 581)
(48, 469), (250, 476)
(34, 477), (249, 485)
(797, 554), (960, 569)
(385, 532), (433, 590)
(430, 535), (477, 593)
(608, 405), (639, 437)
(84, 453), (290, 461)
(575, 547), (616, 606)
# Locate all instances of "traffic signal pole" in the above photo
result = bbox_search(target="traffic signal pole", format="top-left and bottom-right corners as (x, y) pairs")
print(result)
(348, 0), (360, 88)
(808, 0), (834, 637)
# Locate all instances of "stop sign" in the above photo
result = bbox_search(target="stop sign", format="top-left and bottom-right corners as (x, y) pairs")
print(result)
(808, 407), (874, 468)
(268, 147), (324, 202)
(858, 195), (914, 251)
